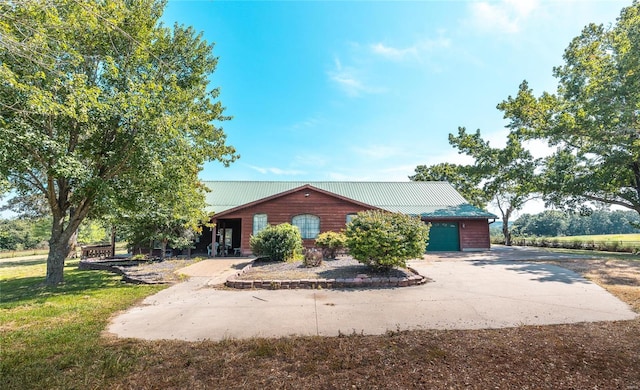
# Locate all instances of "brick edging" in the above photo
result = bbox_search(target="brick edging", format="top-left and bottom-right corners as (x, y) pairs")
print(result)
(225, 261), (427, 290)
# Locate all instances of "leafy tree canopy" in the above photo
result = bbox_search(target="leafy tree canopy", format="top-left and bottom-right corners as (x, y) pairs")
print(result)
(410, 163), (489, 209)
(498, 1), (640, 214)
(412, 128), (539, 246)
(512, 209), (640, 237)
(0, 0), (237, 284)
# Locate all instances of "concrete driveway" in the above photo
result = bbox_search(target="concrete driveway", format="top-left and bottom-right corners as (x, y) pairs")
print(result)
(107, 249), (638, 341)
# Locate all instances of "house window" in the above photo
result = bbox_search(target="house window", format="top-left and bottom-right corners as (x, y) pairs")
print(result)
(292, 214), (320, 239)
(253, 214), (268, 235)
(346, 213), (358, 224)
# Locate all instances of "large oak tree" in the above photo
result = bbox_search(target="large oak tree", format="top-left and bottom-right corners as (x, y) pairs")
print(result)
(499, 1), (640, 215)
(0, 0), (237, 284)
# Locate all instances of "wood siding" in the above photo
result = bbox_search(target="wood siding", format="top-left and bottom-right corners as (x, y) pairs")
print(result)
(458, 219), (491, 250)
(213, 187), (373, 255)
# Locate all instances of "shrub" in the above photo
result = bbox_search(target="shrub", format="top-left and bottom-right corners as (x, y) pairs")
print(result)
(315, 231), (346, 259)
(345, 210), (430, 271)
(250, 223), (303, 262)
(303, 248), (323, 267)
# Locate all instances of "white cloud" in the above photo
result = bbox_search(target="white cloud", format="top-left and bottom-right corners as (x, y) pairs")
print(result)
(328, 57), (384, 97)
(468, 0), (539, 34)
(370, 35), (451, 62)
(248, 165), (305, 176)
(370, 43), (419, 61)
(523, 138), (554, 159)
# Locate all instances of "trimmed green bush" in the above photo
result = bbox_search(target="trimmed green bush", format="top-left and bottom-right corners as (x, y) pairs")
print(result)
(314, 231), (346, 259)
(345, 210), (430, 271)
(250, 223), (303, 262)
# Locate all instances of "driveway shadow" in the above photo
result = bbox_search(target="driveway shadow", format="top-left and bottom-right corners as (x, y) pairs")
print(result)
(471, 260), (590, 284)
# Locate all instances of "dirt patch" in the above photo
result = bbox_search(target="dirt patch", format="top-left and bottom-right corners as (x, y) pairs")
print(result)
(544, 258), (640, 312)
(117, 258), (203, 283)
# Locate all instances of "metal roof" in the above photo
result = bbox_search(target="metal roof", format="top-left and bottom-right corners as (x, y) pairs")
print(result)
(203, 181), (496, 219)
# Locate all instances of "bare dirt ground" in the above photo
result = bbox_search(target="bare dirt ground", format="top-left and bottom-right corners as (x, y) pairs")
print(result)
(105, 249), (640, 389)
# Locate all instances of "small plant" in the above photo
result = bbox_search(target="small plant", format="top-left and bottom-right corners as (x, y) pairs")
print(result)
(315, 231), (346, 259)
(345, 210), (430, 271)
(131, 254), (147, 261)
(303, 248), (323, 267)
(250, 223), (303, 262)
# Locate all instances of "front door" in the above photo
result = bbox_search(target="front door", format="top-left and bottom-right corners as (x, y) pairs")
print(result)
(216, 218), (242, 256)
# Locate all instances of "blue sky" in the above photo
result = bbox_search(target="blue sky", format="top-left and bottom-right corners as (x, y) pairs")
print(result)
(164, 0), (628, 188)
(0, 1), (629, 220)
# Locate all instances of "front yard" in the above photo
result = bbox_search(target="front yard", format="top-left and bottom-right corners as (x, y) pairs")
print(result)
(1, 252), (639, 389)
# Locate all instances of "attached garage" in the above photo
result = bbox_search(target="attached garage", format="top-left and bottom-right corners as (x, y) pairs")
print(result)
(427, 222), (460, 251)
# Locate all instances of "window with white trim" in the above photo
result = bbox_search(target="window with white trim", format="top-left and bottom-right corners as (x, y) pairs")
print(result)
(346, 213), (358, 224)
(253, 213), (268, 235)
(292, 214), (320, 239)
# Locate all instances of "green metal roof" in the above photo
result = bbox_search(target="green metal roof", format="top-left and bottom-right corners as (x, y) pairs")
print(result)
(202, 181), (497, 219)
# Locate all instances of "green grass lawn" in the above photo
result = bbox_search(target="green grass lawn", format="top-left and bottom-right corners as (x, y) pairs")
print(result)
(509, 233), (640, 253)
(0, 258), (165, 389)
(553, 233), (640, 243)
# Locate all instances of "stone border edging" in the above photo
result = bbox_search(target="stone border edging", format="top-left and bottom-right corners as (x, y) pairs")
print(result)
(225, 261), (427, 289)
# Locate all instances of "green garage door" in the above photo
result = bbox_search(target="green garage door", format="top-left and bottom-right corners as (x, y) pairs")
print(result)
(427, 222), (460, 251)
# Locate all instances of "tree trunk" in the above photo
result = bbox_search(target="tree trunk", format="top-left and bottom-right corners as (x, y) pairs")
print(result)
(503, 219), (512, 246)
(46, 227), (71, 285)
(110, 226), (116, 258)
(45, 205), (89, 285)
(68, 229), (78, 259)
(161, 238), (167, 260)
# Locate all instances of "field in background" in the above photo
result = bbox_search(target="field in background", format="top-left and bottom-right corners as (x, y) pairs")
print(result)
(501, 233), (640, 253)
(553, 234), (640, 243)
(0, 242), (129, 259)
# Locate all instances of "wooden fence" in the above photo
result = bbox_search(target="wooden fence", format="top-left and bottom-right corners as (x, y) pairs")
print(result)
(81, 244), (114, 259)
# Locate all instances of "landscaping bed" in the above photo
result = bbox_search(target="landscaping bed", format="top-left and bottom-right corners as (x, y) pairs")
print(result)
(225, 256), (427, 289)
(79, 256), (201, 284)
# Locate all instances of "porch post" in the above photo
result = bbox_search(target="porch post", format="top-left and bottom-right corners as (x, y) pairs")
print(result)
(211, 220), (216, 258)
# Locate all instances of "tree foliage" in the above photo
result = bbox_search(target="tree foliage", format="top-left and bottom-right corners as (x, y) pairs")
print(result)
(250, 223), (303, 262)
(498, 1), (640, 215)
(412, 129), (539, 246)
(345, 210), (430, 271)
(447, 128), (540, 246)
(0, 218), (50, 250)
(410, 163), (489, 209)
(314, 231), (346, 259)
(0, 0), (237, 284)
(512, 209), (640, 237)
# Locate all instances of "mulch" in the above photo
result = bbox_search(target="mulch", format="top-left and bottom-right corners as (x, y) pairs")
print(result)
(235, 257), (415, 281)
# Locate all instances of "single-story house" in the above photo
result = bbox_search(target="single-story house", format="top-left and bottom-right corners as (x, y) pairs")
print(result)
(199, 181), (497, 256)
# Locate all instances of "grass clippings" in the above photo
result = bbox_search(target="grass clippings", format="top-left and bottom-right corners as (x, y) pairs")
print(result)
(1, 252), (639, 389)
